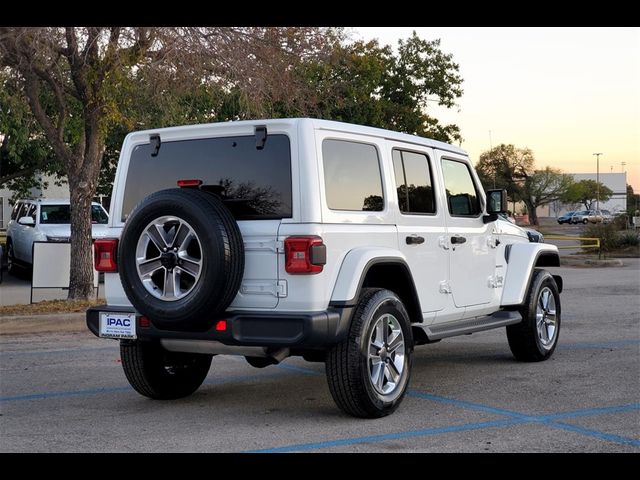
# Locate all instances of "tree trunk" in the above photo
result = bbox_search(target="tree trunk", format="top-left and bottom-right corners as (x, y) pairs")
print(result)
(68, 178), (95, 299)
(524, 200), (538, 226)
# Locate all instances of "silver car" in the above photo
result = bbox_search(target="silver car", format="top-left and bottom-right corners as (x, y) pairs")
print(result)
(6, 198), (109, 274)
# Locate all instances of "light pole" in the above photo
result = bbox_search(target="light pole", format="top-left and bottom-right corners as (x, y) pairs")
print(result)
(593, 153), (603, 212)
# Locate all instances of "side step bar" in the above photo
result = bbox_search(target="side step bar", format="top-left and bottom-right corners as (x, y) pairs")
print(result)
(415, 310), (522, 341)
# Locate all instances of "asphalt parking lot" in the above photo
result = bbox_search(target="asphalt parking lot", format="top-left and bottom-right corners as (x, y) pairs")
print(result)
(1, 259), (639, 452)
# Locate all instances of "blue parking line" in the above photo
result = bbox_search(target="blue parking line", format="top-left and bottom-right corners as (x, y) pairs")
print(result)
(247, 418), (522, 453)
(0, 386), (132, 402)
(0, 346), (119, 357)
(275, 363), (322, 376)
(0, 371), (290, 403)
(541, 403), (640, 421)
(406, 390), (532, 420)
(561, 339), (640, 350)
(549, 421), (640, 447)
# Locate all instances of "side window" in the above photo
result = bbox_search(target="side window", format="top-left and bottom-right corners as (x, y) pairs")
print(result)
(91, 205), (109, 224)
(11, 202), (23, 220)
(322, 139), (384, 212)
(392, 149), (436, 214)
(28, 204), (37, 220)
(441, 159), (481, 217)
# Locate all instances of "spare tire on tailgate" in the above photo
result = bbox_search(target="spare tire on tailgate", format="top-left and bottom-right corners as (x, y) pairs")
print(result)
(118, 188), (244, 330)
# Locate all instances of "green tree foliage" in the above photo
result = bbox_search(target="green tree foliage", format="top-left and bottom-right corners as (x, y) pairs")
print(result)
(561, 179), (613, 210)
(297, 32), (463, 143)
(475, 144), (534, 200)
(476, 145), (573, 225)
(626, 184), (640, 215)
(1, 27), (464, 298)
(0, 27), (337, 299)
(0, 74), (63, 201)
(521, 167), (574, 226)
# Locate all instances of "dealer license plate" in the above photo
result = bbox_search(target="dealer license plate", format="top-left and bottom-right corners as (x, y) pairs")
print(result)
(99, 312), (137, 339)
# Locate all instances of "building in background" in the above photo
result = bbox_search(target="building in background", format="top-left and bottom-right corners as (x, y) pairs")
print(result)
(538, 172), (627, 218)
(0, 173), (69, 229)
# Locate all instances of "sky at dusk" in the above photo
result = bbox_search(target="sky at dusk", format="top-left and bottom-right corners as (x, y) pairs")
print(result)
(354, 27), (640, 193)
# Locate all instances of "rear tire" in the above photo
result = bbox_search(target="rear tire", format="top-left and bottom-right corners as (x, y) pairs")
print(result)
(120, 340), (212, 400)
(118, 188), (244, 330)
(507, 269), (561, 362)
(325, 288), (413, 418)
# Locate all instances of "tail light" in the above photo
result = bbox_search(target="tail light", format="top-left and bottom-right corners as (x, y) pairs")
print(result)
(284, 236), (326, 274)
(94, 239), (118, 272)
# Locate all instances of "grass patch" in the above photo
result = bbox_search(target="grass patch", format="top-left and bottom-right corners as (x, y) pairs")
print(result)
(0, 298), (104, 317)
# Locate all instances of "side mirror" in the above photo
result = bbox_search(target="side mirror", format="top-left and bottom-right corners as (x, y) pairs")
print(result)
(486, 189), (508, 214)
(18, 216), (35, 226)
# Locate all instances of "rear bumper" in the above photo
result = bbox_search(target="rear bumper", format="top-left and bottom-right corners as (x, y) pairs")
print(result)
(86, 305), (350, 349)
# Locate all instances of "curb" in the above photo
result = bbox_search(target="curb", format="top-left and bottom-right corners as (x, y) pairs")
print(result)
(0, 312), (86, 336)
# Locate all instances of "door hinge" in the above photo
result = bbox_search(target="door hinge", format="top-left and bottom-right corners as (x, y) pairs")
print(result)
(276, 280), (288, 297)
(240, 279), (288, 298)
(243, 239), (284, 253)
(439, 280), (452, 294)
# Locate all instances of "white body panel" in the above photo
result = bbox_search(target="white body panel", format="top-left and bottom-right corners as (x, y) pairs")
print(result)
(102, 118), (558, 334)
(501, 242), (561, 306)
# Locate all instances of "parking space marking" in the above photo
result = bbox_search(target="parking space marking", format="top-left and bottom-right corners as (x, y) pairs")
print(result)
(1, 338), (637, 451)
(0, 386), (132, 402)
(549, 421), (640, 447)
(248, 400), (640, 452)
(561, 339), (640, 350)
(0, 371), (290, 403)
(247, 418), (522, 453)
(0, 346), (119, 358)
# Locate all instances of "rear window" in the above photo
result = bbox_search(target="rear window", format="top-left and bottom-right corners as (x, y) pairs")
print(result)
(121, 134), (292, 221)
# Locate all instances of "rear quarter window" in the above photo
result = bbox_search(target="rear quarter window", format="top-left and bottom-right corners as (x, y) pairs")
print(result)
(121, 134), (292, 222)
(322, 139), (384, 212)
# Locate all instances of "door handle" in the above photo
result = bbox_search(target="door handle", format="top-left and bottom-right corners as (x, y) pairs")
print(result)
(451, 235), (467, 245)
(406, 235), (425, 245)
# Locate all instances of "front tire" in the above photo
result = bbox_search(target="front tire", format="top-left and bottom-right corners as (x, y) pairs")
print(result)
(6, 240), (16, 276)
(325, 288), (413, 418)
(120, 340), (212, 400)
(507, 269), (561, 362)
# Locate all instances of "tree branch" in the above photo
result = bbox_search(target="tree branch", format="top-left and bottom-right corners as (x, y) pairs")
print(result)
(64, 27), (89, 102)
(22, 72), (72, 169)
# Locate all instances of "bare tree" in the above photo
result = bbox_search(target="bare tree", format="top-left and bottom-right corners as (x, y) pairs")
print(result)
(0, 27), (335, 299)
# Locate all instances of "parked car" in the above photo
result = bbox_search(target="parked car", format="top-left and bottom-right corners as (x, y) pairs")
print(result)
(5, 199), (110, 274)
(570, 210), (593, 224)
(557, 211), (577, 224)
(584, 210), (612, 224)
(87, 118), (563, 418)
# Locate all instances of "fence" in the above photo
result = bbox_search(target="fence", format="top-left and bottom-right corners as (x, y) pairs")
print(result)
(544, 235), (601, 259)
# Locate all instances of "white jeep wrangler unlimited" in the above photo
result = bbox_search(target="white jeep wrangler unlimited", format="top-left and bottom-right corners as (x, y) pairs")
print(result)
(87, 118), (562, 418)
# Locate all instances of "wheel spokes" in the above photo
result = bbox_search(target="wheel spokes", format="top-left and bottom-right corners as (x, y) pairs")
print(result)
(138, 258), (163, 277)
(136, 216), (203, 302)
(368, 313), (406, 396)
(146, 224), (169, 250)
(177, 254), (201, 277)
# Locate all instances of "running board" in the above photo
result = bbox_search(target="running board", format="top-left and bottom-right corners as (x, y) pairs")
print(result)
(416, 310), (522, 341)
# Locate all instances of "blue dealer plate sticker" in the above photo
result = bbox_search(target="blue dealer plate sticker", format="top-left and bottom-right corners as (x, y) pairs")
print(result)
(99, 312), (137, 339)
